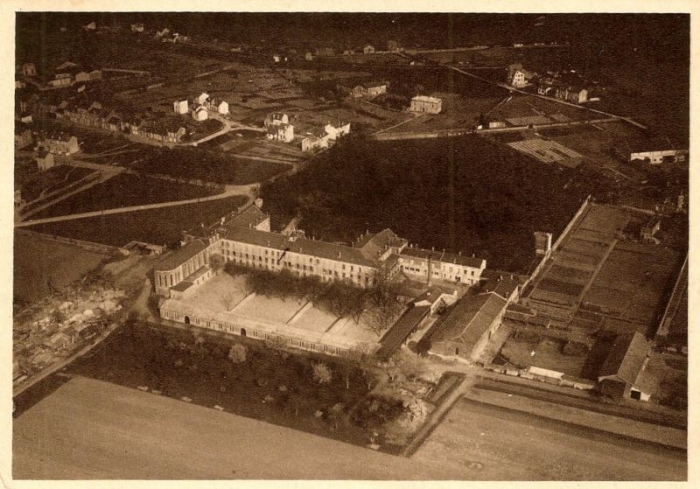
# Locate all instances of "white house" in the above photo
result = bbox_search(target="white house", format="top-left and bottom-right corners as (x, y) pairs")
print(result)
(216, 100), (229, 115)
(267, 123), (294, 143)
(302, 133), (329, 152)
(323, 122), (351, 141)
(196, 92), (210, 105)
(174, 99), (189, 114)
(191, 105), (208, 121)
(363, 44), (375, 54)
(409, 96), (442, 114)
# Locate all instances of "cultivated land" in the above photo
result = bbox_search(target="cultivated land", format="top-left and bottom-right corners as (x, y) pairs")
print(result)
(27, 195), (247, 247)
(15, 164), (97, 204)
(13, 375), (686, 480)
(418, 395), (686, 481)
(13, 232), (110, 305)
(13, 376), (454, 480)
(31, 173), (222, 218)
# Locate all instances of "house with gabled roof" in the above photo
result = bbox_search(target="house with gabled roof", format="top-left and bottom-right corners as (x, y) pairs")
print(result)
(597, 332), (655, 401)
(420, 291), (507, 362)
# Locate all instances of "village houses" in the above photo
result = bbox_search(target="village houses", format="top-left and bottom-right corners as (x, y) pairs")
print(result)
(39, 133), (79, 155)
(409, 95), (442, 114)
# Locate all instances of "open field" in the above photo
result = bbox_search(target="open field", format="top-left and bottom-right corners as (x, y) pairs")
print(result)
(13, 232), (110, 305)
(16, 164), (97, 203)
(28, 195), (247, 247)
(417, 396), (686, 481)
(499, 333), (588, 377)
(32, 173), (222, 218)
(489, 94), (587, 124)
(13, 375), (461, 480)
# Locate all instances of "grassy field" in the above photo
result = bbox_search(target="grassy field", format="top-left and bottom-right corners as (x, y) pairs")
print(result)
(13, 232), (110, 305)
(27, 195), (247, 247)
(262, 134), (614, 273)
(12, 375), (464, 480)
(61, 321), (389, 450)
(32, 174), (222, 218)
(16, 165), (97, 203)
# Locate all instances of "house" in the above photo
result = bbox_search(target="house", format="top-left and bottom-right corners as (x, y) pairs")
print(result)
(14, 127), (33, 149)
(155, 28), (170, 38)
(420, 292), (508, 362)
(301, 133), (329, 152)
(409, 95), (442, 114)
(15, 78), (26, 89)
(89, 69), (103, 81)
(482, 274), (521, 303)
(351, 82), (387, 98)
(84, 22), (97, 31)
(363, 44), (375, 54)
(21, 63), (37, 77)
(216, 100), (229, 115)
(36, 148), (56, 170)
(342, 49), (355, 55)
(323, 122), (350, 141)
(630, 148), (688, 165)
(41, 133), (79, 155)
(48, 329), (77, 350)
(305, 52), (314, 61)
(264, 112), (289, 128)
(273, 54), (281, 63)
(191, 105), (208, 121)
(387, 40), (402, 52)
(641, 218), (661, 244)
(75, 71), (91, 83)
(267, 123), (294, 143)
(555, 87), (588, 104)
(597, 332), (654, 401)
(131, 23), (145, 32)
(173, 99), (189, 114)
(196, 92), (210, 105)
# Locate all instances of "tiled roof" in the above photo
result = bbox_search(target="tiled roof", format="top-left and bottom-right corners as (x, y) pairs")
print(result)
(154, 240), (208, 272)
(225, 227), (378, 268)
(400, 247), (485, 269)
(220, 205), (268, 233)
(425, 292), (506, 350)
(484, 277), (520, 300)
(354, 228), (406, 261)
(598, 332), (649, 384)
(412, 95), (441, 103)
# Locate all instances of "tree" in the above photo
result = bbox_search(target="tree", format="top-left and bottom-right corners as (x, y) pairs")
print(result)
(312, 362), (333, 385)
(228, 344), (247, 363)
(364, 303), (402, 337)
(209, 253), (225, 271)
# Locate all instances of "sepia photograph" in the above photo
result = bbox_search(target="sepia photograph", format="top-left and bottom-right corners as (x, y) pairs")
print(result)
(8, 2), (693, 483)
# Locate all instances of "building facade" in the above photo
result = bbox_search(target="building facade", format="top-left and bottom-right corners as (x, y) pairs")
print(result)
(409, 96), (442, 114)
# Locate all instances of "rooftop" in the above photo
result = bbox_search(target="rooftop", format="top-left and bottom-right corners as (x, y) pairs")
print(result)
(354, 229), (406, 261)
(598, 332), (650, 384)
(154, 239), (209, 272)
(412, 95), (441, 103)
(400, 247), (485, 269)
(425, 292), (506, 351)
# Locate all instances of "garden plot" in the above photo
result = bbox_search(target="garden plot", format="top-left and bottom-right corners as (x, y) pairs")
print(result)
(508, 138), (583, 168)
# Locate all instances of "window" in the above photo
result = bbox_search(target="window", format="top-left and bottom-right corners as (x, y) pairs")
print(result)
(342, 264), (346, 270)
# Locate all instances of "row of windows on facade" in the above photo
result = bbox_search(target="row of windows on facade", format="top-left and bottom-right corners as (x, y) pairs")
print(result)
(402, 264), (476, 276)
(231, 257), (373, 285)
(221, 246), (368, 273)
(161, 308), (345, 354)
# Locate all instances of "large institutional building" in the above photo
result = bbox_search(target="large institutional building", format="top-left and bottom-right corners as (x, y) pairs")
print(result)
(154, 204), (486, 299)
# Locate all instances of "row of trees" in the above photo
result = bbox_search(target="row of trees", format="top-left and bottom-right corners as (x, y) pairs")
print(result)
(223, 261), (406, 337)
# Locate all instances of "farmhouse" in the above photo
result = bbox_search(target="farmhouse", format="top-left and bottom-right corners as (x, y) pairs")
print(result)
(173, 99), (189, 114)
(363, 44), (375, 54)
(301, 133), (329, 152)
(40, 133), (79, 155)
(323, 122), (350, 141)
(267, 123), (294, 143)
(191, 105), (208, 121)
(630, 148), (688, 165)
(409, 95), (442, 114)
(264, 112), (289, 127)
(420, 291), (508, 362)
(21, 63), (37, 77)
(597, 332), (655, 401)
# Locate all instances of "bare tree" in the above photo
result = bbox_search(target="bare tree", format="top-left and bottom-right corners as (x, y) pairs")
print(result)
(228, 344), (247, 363)
(221, 292), (235, 311)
